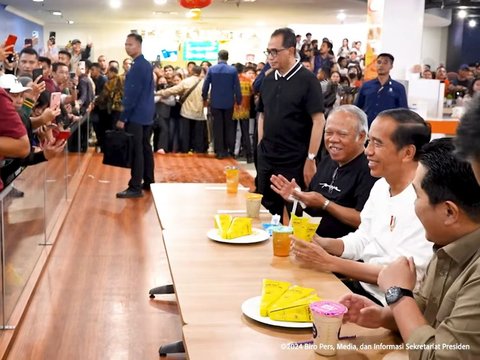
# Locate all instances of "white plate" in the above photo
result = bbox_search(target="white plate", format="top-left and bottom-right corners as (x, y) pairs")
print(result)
(207, 228), (270, 244)
(241, 296), (312, 328)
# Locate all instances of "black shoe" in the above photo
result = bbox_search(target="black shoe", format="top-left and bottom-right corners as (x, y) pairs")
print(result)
(116, 188), (143, 198)
(142, 182), (153, 191)
(246, 156), (254, 164)
(216, 152), (227, 159)
(10, 187), (24, 198)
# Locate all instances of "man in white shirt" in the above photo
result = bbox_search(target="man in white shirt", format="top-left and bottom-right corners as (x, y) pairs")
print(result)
(292, 108), (433, 305)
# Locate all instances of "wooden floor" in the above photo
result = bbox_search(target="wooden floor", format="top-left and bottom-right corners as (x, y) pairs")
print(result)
(6, 154), (185, 360)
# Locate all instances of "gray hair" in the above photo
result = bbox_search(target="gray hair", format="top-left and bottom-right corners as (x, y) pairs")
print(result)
(328, 105), (368, 136)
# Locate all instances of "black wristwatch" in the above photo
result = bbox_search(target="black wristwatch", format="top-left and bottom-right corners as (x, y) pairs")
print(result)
(385, 286), (414, 305)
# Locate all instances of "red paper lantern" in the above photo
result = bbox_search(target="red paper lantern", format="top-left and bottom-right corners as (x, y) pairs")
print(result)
(179, 0), (212, 9)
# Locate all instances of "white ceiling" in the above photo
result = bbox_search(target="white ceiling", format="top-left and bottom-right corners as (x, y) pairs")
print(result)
(3, 0), (369, 28)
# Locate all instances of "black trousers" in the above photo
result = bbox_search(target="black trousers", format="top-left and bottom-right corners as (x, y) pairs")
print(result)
(153, 115), (169, 152)
(342, 279), (384, 306)
(179, 117), (208, 153)
(256, 151), (305, 221)
(233, 119), (252, 157)
(125, 122), (154, 191)
(211, 107), (234, 156)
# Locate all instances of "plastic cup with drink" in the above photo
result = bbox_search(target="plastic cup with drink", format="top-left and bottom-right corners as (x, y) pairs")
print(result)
(246, 193), (263, 218)
(225, 166), (239, 194)
(272, 226), (293, 257)
(309, 301), (348, 356)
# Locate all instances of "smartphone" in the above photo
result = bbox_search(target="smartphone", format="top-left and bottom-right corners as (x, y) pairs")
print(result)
(32, 68), (43, 81)
(55, 130), (71, 142)
(49, 31), (56, 45)
(69, 72), (76, 79)
(78, 61), (86, 74)
(24, 38), (33, 47)
(5, 34), (17, 62)
(50, 92), (61, 110)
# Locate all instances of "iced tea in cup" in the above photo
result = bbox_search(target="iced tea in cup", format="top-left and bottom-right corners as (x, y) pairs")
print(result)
(272, 226), (293, 257)
(309, 301), (348, 356)
(246, 193), (263, 218)
(225, 166), (239, 194)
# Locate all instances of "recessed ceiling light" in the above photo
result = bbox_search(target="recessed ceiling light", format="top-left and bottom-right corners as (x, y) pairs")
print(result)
(469, 19), (477, 27)
(337, 12), (346, 21)
(32, 0), (44, 2)
(51, 11), (62, 16)
(154, 0), (167, 4)
(458, 10), (467, 19)
(110, 0), (121, 9)
(67, 20), (75, 24)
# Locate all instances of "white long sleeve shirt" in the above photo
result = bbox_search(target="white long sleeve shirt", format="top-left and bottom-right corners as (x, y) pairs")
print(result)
(341, 178), (434, 304)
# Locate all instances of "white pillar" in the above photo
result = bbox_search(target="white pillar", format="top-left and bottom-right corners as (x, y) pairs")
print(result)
(382, 0), (425, 80)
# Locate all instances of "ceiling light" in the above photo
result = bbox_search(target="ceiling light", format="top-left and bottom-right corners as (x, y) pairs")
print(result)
(110, 0), (121, 9)
(32, 0), (44, 2)
(337, 12), (346, 22)
(458, 9), (467, 19)
(469, 19), (477, 27)
(51, 11), (62, 16)
(67, 20), (74, 24)
(154, 0), (167, 4)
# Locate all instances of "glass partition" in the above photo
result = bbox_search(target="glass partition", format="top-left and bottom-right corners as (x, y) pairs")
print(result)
(0, 134), (87, 328)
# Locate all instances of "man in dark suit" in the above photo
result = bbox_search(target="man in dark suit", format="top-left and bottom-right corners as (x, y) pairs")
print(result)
(201, 50), (241, 159)
(116, 33), (155, 198)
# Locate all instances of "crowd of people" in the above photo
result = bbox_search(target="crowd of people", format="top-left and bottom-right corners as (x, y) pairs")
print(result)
(2, 26), (480, 357)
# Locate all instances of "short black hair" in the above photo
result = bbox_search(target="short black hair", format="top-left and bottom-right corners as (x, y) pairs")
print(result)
(90, 62), (101, 70)
(187, 61), (196, 67)
(455, 94), (480, 162)
(420, 137), (480, 221)
(234, 62), (244, 74)
(378, 108), (431, 161)
(127, 33), (143, 44)
(377, 53), (394, 63)
(218, 50), (229, 61)
(201, 61), (212, 67)
(52, 62), (69, 72)
(108, 66), (119, 74)
(271, 27), (296, 50)
(19, 47), (38, 59)
(58, 50), (72, 59)
(38, 56), (51, 66)
(306, 32), (312, 37)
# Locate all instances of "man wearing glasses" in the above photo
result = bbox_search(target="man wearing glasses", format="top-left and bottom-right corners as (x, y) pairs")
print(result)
(257, 27), (325, 221)
(355, 53), (408, 127)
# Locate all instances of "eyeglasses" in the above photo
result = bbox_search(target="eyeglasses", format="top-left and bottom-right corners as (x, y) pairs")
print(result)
(264, 48), (288, 57)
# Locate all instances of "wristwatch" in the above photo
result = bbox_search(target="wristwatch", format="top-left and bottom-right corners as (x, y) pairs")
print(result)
(385, 286), (414, 305)
(307, 152), (316, 161)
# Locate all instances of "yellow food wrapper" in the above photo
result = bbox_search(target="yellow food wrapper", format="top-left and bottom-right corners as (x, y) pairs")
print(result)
(226, 217), (252, 239)
(268, 285), (316, 313)
(290, 212), (321, 242)
(259, 279), (291, 317)
(268, 294), (321, 322)
(214, 214), (232, 239)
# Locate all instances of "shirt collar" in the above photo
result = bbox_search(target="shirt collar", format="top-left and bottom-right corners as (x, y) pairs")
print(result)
(436, 227), (480, 266)
(275, 61), (302, 81)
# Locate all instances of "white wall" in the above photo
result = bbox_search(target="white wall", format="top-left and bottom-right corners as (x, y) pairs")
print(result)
(421, 26), (448, 69)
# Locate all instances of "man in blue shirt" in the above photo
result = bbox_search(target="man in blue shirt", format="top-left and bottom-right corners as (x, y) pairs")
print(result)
(116, 33), (155, 198)
(202, 50), (241, 159)
(355, 53), (408, 127)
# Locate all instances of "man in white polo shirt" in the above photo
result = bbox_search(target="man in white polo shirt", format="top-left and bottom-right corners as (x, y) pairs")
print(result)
(292, 108), (433, 305)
